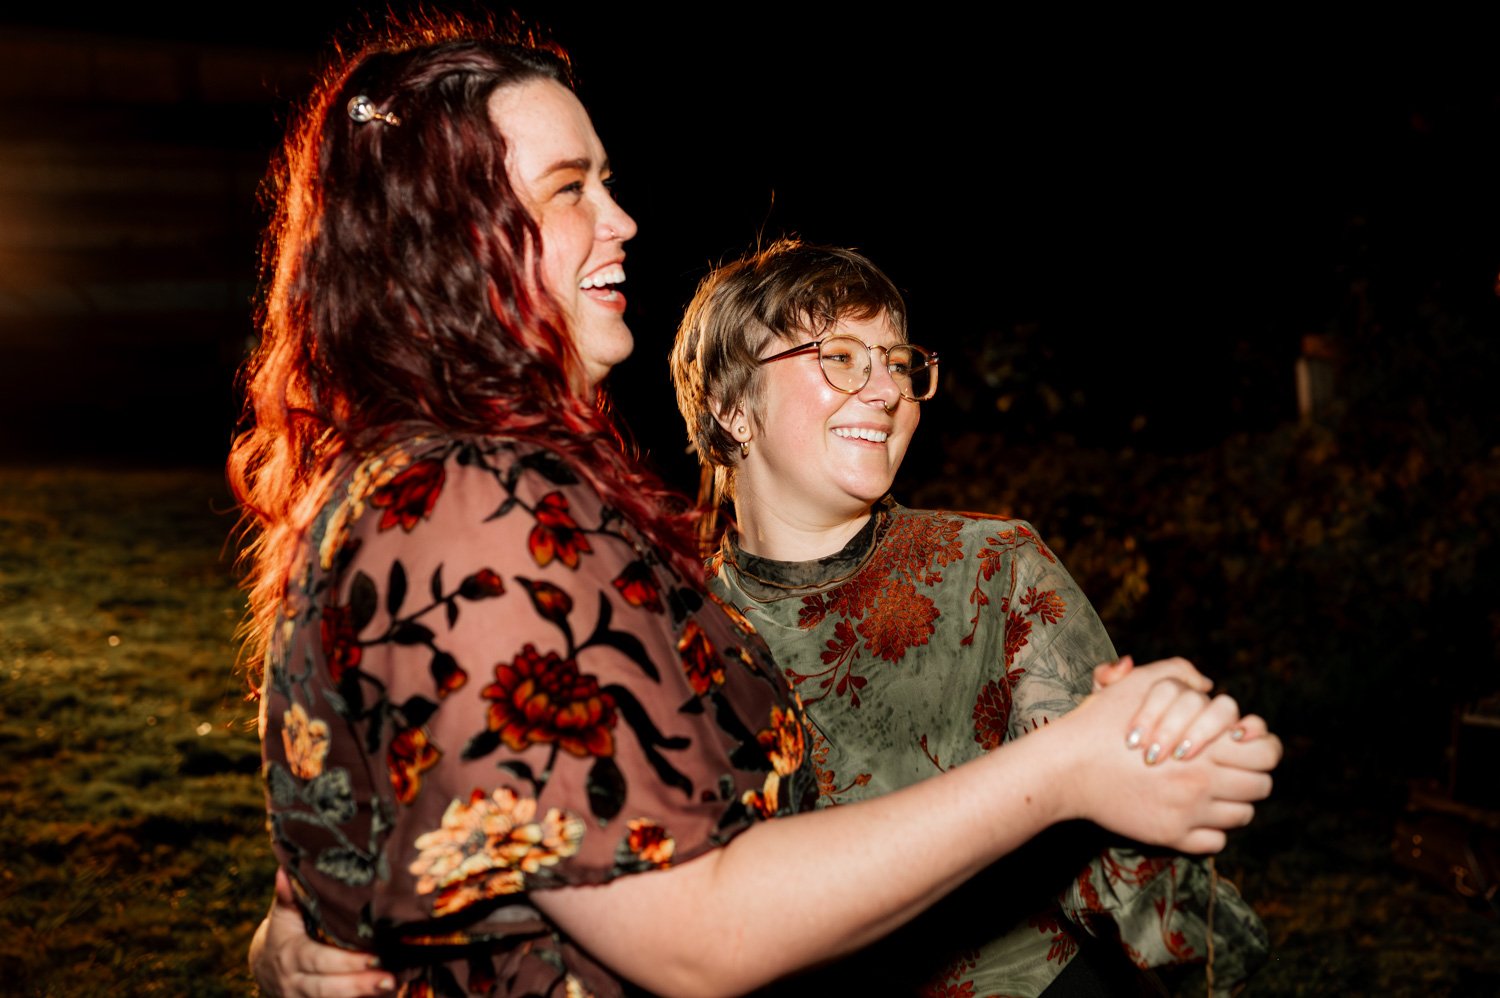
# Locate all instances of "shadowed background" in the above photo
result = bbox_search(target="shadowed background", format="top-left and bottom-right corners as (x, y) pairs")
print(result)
(0, 5), (1496, 994)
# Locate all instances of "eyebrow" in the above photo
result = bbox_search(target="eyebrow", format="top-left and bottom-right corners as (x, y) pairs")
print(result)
(535, 156), (611, 180)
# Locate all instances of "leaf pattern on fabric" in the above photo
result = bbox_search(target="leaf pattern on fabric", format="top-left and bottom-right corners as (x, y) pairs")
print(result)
(262, 437), (816, 996)
(710, 503), (1268, 997)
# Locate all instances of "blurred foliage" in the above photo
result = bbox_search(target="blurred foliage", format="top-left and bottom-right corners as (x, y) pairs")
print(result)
(906, 243), (1500, 993)
(910, 267), (1500, 789)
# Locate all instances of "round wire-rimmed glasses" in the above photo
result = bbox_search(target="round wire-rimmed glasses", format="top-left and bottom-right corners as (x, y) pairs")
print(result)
(758, 335), (940, 402)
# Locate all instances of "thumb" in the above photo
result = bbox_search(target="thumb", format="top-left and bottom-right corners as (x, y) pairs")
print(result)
(1092, 654), (1135, 692)
(273, 867), (297, 908)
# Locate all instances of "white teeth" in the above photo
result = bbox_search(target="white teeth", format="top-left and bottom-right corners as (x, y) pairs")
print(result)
(832, 427), (889, 443)
(579, 265), (625, 289)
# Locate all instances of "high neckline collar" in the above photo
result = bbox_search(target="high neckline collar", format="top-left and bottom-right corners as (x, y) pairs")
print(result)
(720, 499), (893, 597)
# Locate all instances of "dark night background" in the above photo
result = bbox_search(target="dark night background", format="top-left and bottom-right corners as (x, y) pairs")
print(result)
(0, 5), (1497, 993)
(7, 8), (1497, 474)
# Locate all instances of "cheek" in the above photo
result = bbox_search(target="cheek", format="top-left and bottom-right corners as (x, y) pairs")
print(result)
(534, 213), (591, 299)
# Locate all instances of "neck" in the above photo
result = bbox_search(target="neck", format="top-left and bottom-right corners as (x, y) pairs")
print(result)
(731, 486), (873, 562)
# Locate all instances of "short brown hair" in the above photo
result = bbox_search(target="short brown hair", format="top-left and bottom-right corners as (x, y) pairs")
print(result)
(670, 238), (908, 505)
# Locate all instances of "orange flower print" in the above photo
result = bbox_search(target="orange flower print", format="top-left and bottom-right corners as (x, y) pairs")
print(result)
(756, 705), (807, 777)
(809, 725), (870, 801)
(528, 491), (592, 568)
(706, 590), (757, 636)
(482, 644), (617, 758)
(823, 568), (884, 624)
(1003, 609), (1033, 668)
(1029, 910), (1078, 964)
(458, 569), (505, 600)
(388, 725), (441, 805)
(518, 578), (574, 627)
(972, 670), (1021, 751)
(611, 559), (663, 612)
(625, 818), (676, 868)
(369, 459), (445, 532)
(1022, 586), (1066, 624)
(320, 603), (363, 683)
(410, 788), (584, 917)
(281, 702), (329, 779)
(740, 771), (781, 819)
(918, 949), (978, 998)
(677, 620), (724, 695)
(856, 580), (939, 662)
(873, 512), (964, 588)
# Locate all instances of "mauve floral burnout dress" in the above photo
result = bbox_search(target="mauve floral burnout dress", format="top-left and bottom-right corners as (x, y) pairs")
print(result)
(261, 436), (816, 998)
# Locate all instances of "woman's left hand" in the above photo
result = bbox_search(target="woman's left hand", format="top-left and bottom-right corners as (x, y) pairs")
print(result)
(250, 868), (393, 997)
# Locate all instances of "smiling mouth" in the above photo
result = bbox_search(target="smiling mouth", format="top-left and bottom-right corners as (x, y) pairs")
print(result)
(832, 427), (889, 443)
(580, 264), (625, 302)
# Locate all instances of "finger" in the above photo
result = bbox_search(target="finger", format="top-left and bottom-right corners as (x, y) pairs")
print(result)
(1174, 827), (1228, 855)
(1166, 694), (1241, 762)
(274, 866), (297, 907)
(291, 969), (396, 997)
(1092, 655), (1135, 693)
(1227, 713), (1269, 743)
(298, 942), (382, 977)
(1124, 677), (1195, 758)
(1138, 656), (1212, 692)
(1147, 689), (1235, 765)
(1196, 799), (1257, 830)
(1206, 766), (1274, 803)
(1209, 732), (1284, 773)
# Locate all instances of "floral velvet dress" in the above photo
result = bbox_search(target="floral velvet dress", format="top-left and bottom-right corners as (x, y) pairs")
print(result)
(709, 500), (1268, 998)
(261, 436), (816, 998)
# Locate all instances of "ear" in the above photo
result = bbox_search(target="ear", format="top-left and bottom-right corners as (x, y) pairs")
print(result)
(713, 402), (750, 441)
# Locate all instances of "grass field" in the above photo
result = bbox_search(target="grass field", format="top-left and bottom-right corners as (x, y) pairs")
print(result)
(0, 467), (266, 995)
(0, 466), (1495, 995)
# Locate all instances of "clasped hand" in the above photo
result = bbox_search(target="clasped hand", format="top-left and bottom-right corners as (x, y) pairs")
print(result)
(1069, 655), (1281, 853)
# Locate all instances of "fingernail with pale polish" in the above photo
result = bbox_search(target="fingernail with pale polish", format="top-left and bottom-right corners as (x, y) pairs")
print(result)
(366, 957), (383, 970)
(1126, 727), (1144, 749)
(1172, 739), (1192, 760)
(1230, 726), (1246, 741)
(377, 977), (395, 992)
(1145, 743), (1162, 765)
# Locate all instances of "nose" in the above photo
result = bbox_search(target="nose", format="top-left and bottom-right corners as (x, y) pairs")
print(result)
(860, 346), (902, 412)
(598, 196), (638, 244)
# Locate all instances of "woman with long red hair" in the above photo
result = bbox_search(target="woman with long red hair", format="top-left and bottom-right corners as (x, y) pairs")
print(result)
(237, 17), (1280, 998)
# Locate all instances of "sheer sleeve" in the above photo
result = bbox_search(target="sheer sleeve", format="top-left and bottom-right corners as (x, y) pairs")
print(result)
(997, 521), (1116, 736)
(999, 522), (1269, 993)
(261, 437), (813, 979)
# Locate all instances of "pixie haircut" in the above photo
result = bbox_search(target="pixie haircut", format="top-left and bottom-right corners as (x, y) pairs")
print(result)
(670, 238), (908, 504)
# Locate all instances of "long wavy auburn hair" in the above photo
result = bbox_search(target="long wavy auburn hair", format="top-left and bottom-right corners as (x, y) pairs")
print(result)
(229, 16), (699, 674)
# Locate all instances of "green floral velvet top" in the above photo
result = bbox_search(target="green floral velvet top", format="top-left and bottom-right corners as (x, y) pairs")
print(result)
(708, 499), (1268, 998)
(261, 436), (816, 998)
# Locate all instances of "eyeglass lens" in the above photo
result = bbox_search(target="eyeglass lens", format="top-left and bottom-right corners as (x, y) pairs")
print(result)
(819, 336), (937, 401)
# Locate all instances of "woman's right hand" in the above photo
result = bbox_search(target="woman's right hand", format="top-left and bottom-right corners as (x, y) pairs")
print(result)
(1095, 654), (1271, 763)
(250, 868), (393, 997)
(1056, 659), (1281, 854)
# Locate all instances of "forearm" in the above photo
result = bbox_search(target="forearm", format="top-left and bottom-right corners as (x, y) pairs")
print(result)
(539, 719), (1073, 997)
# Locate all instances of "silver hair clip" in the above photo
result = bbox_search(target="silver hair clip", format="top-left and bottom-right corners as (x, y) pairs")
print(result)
(347, 95), (401, 126)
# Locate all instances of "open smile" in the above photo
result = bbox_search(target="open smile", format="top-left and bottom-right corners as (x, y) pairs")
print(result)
(580, 263), (626, 310)
(832, 426), (889, 443)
